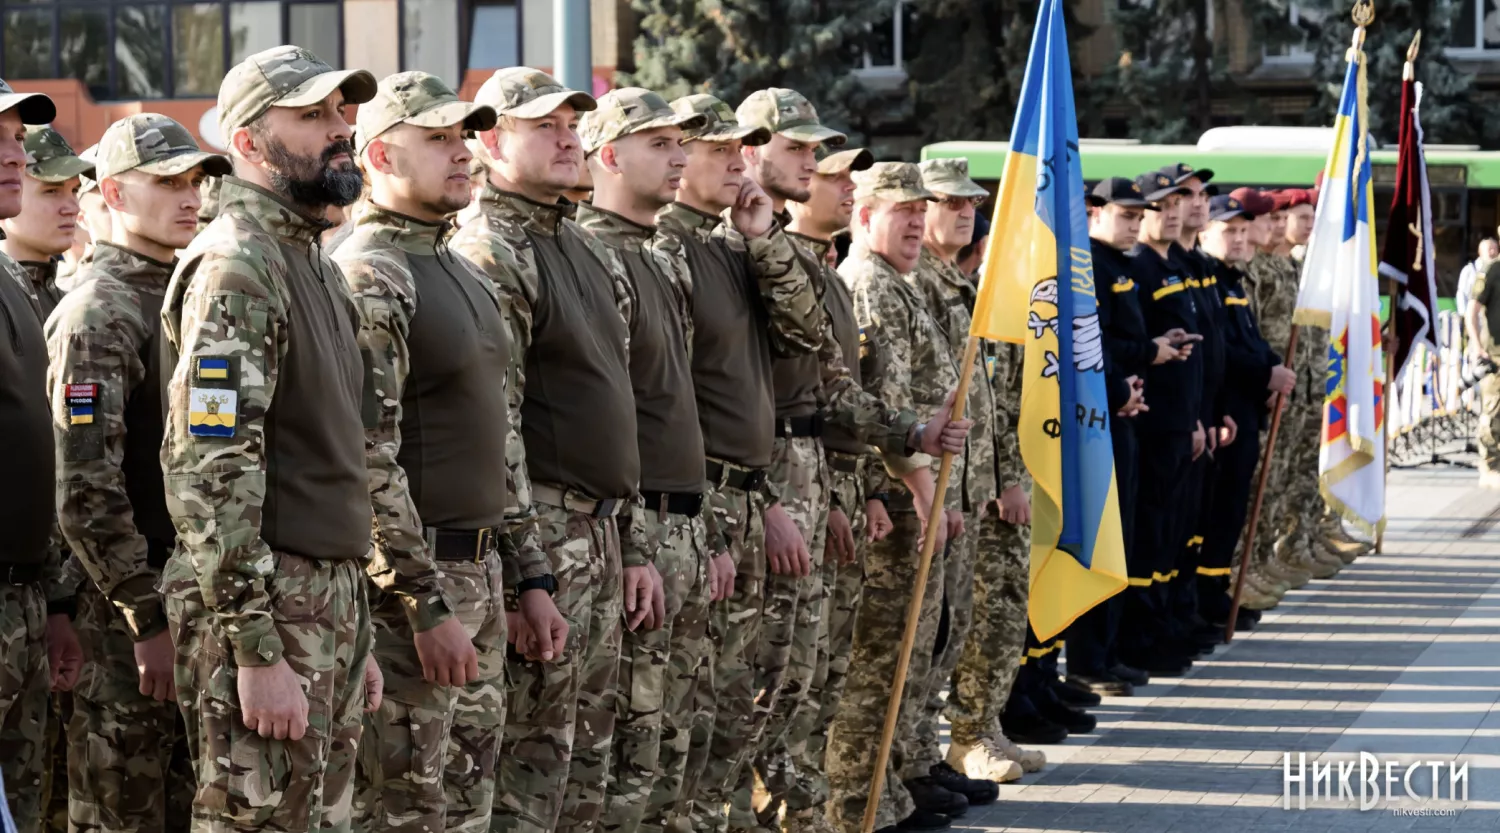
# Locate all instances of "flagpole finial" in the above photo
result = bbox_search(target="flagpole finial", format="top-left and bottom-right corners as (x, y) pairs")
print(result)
(1408, 30), (1422, 62)
(1353, 0), (1375, 27)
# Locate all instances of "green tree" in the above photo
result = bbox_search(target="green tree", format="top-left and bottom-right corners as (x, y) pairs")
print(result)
(902, 0), (1095, 143)
(1300, 0), (1481, 146)
(623, 0), (893, 144)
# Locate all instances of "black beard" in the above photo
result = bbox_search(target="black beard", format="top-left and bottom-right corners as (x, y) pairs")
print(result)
(264, 136), (363, 209)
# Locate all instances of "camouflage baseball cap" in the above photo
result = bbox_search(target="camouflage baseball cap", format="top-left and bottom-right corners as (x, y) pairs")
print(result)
(853, 162), (937, 203)
(475, 67), (597, 119)
(23, 125), (94, 183)
(671, 94), (770, 145)
(217, 45), (377, 137)
(356, 71), (497, 150)
(920, 158), (987, 199)
(578, 87), (706, 155)
(0, 78), (55, 125)
(736, 88), (845, 147)
(815, 146), (874, 176)
(96, 114), (231, 180)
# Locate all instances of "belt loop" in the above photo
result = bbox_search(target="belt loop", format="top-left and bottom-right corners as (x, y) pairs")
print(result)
(423, 527), (438, 550)
(657, 494), (668, 524)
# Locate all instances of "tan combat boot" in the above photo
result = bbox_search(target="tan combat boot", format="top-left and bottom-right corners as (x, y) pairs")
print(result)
(1238, 582), (1280, 611)
(1262, 554), (1312, 589)
(947, 735), (1031, 781)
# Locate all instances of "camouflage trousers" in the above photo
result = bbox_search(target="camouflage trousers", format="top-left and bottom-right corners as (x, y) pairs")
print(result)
(355, 550), (507, 833)
(0, 583), (51, 832)
(827, 510), (944, 833)
(69, 582), (193, 832)
(679, 483), (766, 833)
(492, 504), (622, 833)
(606, 511), (711, 833)
(945, 514), (1030, 746)
(779, 460), (867, 814)
(164, 552), (372, 833)
(910, 504), (981, 772)
(43, 694), (71, 833)
(1481, 373), (1500, 474)
(744, 437), (830, 826)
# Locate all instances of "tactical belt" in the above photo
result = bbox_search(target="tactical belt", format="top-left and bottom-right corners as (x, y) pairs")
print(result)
(424, 527), (497, 563)
(146, 538), (173, 569)
(532, 483), (625, 519)
(0, 562), (46, 586)
(705, 459), (767, 494)
(825, 449), (866, 475)
(640, 490), (703, 519)
(774, 414), (824, 439)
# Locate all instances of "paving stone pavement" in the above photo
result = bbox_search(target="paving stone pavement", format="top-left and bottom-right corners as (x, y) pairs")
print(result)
(944, 467), (1500, 832)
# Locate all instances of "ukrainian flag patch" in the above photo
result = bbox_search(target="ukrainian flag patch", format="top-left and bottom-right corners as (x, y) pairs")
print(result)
(65, 383), (97, 425)
(985, 355), (997, 380)
(197, 357), (230, 380)
(188, 387), (238, 438)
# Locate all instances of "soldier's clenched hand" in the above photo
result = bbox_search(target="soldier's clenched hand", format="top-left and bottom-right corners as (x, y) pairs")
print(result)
(623, 565), (657, 631)
(827, 507), (856, 566)
(1268, 364), (1296, 396)
(363, 655), (384, 713)
(917, 389), (973, 457)
(866, 499), (894, 542)
(414, 615), (481, 688)
(710, 552), (737, 601)
(997, 483), (1031, 526)
(134, 629), (177, 702)
(47, 614), (82, 693)
(765, 502), (811, 577)
(520, 589), (569, 662)
(239, 659), (310, 740)
(730, 178), (775, 239)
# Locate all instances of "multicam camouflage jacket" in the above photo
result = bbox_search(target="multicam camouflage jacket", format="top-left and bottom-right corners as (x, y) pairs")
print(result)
(840, 247), (963, 511)
(911, 247), (1023, 508)
(1245, 250), (1326, 407)
(778, 219), (921, 458)
(450, 184), (649, 566)
(45, 242), (176, 640)
(333, 204), (550, 625)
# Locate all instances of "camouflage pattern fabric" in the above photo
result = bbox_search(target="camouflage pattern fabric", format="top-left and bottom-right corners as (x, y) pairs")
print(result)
(734, 89), (846, 147)
(944, 514), (1030, 746)
(355, 552), (507, 833)
(23, 124), (93, 183)
(354, 70), (495, 150)
(605, 512), (710, 833)
(577, 87), (705, 156)
(473, 67), (597, 120)
(68, 584), (193, 832)
(1482, 375), (1500, 473)
(44, 241), (193, 830)
(1276, 322), (1331, 562)
(164, 554), (371, 831)
(42, 694), (69, 833)
(781, 458), (873, 814)
(0, 585), (52, 832)
(1242, 252), (1300, 568)
(93, 113), (230, 180)
(17, 259), (66, 321)
(825, 512), (936, 833)
(216, 45), (376, 137)
(679, 486), (768, 833)
(491, 505), (623, 833)
(749, 436), (830, 819)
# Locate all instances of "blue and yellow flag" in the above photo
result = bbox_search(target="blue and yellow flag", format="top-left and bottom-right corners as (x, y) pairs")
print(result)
(972, 0), (1126, 640)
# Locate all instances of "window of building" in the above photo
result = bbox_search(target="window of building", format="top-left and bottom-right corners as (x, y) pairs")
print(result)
(1263, 3), (1322, 62)
(404, 0), (462, 84)
(461, 0), (551, 74)
(1449, 0), (1500, 54)
(0, 0), (343, 101)
(854, 0), (919, 77)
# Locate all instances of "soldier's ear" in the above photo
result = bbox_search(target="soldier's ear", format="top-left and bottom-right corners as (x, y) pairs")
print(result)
(365, 138), (394, 175)
(100, 176), (126, 213)
(230, 125), (260, 164)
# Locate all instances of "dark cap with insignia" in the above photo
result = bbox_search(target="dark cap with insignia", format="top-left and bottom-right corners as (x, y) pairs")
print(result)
(1134, 171), (1191, 203)
(1208, 194), (1254, 222)
(1087, 176), (1157, 210)
(1160, 161), (1213, 186)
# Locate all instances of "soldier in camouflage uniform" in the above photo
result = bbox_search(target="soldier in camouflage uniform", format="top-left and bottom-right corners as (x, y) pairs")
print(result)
(575, 88), (716, 833)
(910, 158), (1041, 781)
(335, 72), (545, 833)
(734, 96), (972, 833)
(0, 78), (85, 833)
(453, 67), (648, 833)
(827, 162), (975, 833)
(1, 125), (92, 319)
(652, 95), (830, 833)
(58, 144), (105, 288)
(46, 112), (228, 833)
(775, 144), (888, 833)
(158, 46), (382, 832)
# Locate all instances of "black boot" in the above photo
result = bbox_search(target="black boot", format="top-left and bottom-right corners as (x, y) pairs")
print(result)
(927, 762), (999, 806)
(1065, 670), (1133, 698)
(1034, 683), (1098, 734)
(903, 777), (969, 818)
(892, 808), (953, 832)
(1001, 693), (1068, 745)
(1051, 674), (1104, 706)
(1109, 663), (1150, 687)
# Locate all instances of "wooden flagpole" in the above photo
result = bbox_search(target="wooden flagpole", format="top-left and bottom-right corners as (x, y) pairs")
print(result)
(1225, 326), (1298, 644)
(1378, 278), (1399, 555)
(860, 335), (979, 833)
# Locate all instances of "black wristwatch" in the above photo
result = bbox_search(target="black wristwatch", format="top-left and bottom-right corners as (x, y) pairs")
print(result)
(515, 574), (558, 597)
(869, 491), (891, 508)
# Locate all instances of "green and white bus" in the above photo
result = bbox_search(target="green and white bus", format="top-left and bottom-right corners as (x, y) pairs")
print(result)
(922, 129), (1500, 307)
